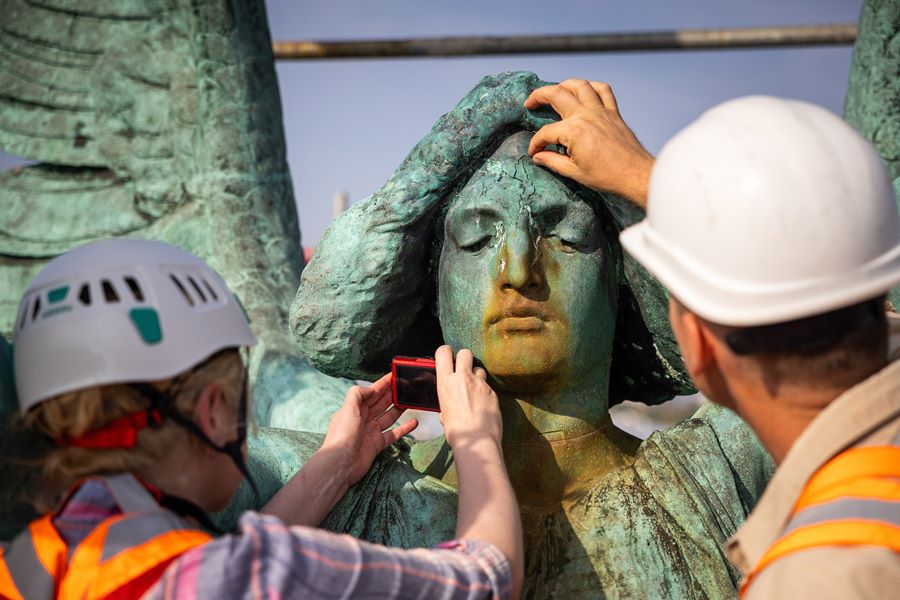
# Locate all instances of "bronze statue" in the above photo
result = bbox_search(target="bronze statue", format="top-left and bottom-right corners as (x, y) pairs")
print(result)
(287, 73), (774, 598)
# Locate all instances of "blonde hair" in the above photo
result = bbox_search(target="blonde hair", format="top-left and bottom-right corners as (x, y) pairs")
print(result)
(25, 349), (245, 493)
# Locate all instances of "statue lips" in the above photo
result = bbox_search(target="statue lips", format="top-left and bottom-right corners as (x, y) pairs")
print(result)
(487, 305), (550, 333)
(494, 316), (544, 332)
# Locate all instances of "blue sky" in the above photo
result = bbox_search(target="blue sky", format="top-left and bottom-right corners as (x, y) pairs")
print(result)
(0, 0), (864, 246)
(270, 0), (861, 245)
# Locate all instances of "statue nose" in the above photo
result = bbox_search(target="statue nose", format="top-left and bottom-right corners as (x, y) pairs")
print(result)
(499, 227), (544, 291)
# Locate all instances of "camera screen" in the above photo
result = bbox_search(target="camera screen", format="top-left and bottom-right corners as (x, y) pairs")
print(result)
(394, 364), (440, 411)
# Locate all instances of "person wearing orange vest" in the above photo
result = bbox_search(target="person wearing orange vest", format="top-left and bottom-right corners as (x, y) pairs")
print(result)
(523, 80), (900, 598)
(0, 239), (523, 599)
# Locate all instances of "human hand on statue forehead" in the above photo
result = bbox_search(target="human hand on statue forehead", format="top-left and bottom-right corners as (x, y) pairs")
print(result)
(526, 79), (619, 117)
(524, 79), (654, 206)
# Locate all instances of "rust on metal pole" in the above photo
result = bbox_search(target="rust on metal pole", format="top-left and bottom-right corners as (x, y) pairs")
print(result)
(272, 24), (857, 60)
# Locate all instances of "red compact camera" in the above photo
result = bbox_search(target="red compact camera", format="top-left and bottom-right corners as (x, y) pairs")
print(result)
(391, 356), (440, 412)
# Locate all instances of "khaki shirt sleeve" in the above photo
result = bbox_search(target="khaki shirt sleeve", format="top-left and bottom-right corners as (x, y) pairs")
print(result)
(745, 547), (900, 600)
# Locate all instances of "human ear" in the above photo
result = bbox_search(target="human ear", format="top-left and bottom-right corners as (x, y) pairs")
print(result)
(669, 301), (716, 380)
(195, 382), (229, 445)
(687, 315), (719, 378)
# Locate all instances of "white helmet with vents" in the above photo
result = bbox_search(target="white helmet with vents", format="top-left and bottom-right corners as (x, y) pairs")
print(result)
(13, 239), (257, 413)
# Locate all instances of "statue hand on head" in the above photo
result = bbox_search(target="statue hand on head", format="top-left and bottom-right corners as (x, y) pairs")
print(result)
(377, 71), (558, 226)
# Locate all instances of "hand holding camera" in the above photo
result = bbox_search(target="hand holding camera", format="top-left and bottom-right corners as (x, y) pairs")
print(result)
(433, 345), (503, 451)
(323, 374), (419, 487)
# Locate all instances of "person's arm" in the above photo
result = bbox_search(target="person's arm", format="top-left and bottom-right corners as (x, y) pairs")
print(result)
(435, 345), (524, 600)
(261, 373), (417, 527)
(150, 349), (521, 600)
(146, 511), (514, 600)
(524, 79), (654, 208)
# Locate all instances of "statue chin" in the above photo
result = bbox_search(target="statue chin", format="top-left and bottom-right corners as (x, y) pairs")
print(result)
(483, 345), (570, 395)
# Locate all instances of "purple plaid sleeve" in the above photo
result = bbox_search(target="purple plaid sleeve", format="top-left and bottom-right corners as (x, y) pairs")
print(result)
(142, 511), (512, 600)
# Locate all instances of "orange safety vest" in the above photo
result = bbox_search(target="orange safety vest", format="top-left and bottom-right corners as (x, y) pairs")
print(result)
(740, 444), (900, 597)
(0, 474), (211, 600)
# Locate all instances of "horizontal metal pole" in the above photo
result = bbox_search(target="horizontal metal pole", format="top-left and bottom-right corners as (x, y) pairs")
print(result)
(273, 24), (857, 60)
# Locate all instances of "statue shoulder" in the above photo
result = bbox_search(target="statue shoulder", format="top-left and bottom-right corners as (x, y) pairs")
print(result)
(690, 402), (775, 503)
(213, 427), (327, 530)
(321, 437), (458, 548)
(636, 403), (774, 514)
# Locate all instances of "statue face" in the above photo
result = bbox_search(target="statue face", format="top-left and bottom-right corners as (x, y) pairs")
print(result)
(438, 133), (618, 394)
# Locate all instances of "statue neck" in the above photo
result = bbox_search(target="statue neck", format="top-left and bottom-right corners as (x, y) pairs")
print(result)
(499, 383), (608, 442)
(497, 384), (640, 509)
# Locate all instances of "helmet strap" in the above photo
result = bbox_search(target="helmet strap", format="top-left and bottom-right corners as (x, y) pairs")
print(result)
(130, 378), (260, 504)
(159, 492), (226, 534)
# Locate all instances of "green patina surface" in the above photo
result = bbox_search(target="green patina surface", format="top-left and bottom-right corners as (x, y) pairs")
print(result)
(844, 0), (900, 308)
(0, 0), (349, 538)
(290, 71), (689, 406)
(0, 0), (349, 433)
(438, 133), (620, 396)
(844, 0), (900, 182)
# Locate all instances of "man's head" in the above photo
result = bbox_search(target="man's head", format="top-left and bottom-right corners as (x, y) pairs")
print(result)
(668, 296), (888, 411)
(621, 95), (900, 415)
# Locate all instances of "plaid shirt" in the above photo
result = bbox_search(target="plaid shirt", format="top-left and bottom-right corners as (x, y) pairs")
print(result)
(143, 511), (512, 600)
(52, 478), (510, 599)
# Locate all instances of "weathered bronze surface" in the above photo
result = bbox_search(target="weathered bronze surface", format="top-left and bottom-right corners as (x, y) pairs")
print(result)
(0, 0), (349, 431)
(286, 73), (776, 598)
(843, 0), (900, 307)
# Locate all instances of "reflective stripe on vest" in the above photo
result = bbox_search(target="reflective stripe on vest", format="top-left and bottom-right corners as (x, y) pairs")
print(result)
(0, 515), (65, 600)
(740, 445), (900, 597)
(0, 475), (212, 600)
(61, 514), (211, 599)
(0, 547), (28, 600)
(102, 472), (165, 513)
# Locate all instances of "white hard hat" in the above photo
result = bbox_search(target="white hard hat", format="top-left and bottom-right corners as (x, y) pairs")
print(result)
(621, 95), (900, 327)
(13, 239), (257, 413)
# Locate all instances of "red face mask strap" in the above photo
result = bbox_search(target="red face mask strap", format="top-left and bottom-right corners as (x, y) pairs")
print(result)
(57, 408), (163, 449)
